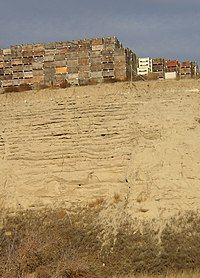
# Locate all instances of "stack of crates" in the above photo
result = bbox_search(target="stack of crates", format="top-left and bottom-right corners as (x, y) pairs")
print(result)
(90, 38), (104, 84)
(165, 60), (179, 79)
(0, 36), (138, 91)
(191, 61), (199, 77)
(32, 44), (45, 86)
(180, 61), (193, 79)
(152, 58), (165, 79)
(102, 49), (115, 80)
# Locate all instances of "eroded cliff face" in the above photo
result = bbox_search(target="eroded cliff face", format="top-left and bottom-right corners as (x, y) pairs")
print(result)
(0, 80), (200, 221)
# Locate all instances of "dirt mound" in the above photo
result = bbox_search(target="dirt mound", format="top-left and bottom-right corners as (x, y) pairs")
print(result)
(0, 79), (200, 226)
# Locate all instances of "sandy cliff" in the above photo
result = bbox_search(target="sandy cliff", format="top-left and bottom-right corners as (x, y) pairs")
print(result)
(0, 80), (200, 222)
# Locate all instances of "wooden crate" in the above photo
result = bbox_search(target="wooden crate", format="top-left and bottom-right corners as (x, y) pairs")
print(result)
(90, 64), (102, 72)
(44, 61), (54, 68)
(45, 42), (56, 49)
(55, 67), (67, 74)
(65, 52), (78, 59)
(4, 61), (12, 68)
(22, 45), (33, 51)
(78, 58), (89, 66)
(23, 64), (33, 71)
(11, 45), (22, 57)
(23, 71), (33, 78)
(67, 66), (78, 74)
(33, 44), (45, 52)
(54, 60), (66, 67)
(114, 61), (126, 68)
(2, 80), (13, 87)
(152, 65), (164, 71)
(90, 51), (102, 58)
(33, 51), (45, 58)
(22, 51), (33, 58)
(114, 56), (125, 63)
(32, 61), (43, 70)
(102, 70), (115, 77)
(12, 58), (23, 65)
(3, 55), (12, 62)
(44, 55), (55, 62)
(79, 65), (90, 72)
(13, 72), (23, 79)
(92, 45), (104, 51)
(3, 49), (11, 55)
(3, 73), (13, 80)
(78, 71), (90, 78)
(90, 56), (102, 63)
(4, 68), (12, 75)
(180, 68), (192, 73)
(32, 75), (44, 83)
(90, 71), (102, 78)
(45, 49), (57, 55)
(67, 59), (78, 67)
(13, 79), (22, 86)
(33, 69), (44, 76)
(22, 57), (33, 65)
(77, 50), (89, 58)
(91, 38), (104, 45)
(22, 78), (33, 85)
(102, 56), (114, 63)
(102, 62), (114, 70)
(180, 73), (192, 79)
(58, 47), (69, 55)
(55, 53), (65, 61)
(44, 67), (55, 75)
(12, 65), (23, 72)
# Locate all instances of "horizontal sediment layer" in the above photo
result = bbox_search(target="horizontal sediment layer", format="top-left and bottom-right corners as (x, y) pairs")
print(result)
(0, 79), (200, 222)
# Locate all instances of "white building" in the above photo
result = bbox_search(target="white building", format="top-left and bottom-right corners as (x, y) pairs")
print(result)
(165, 72), (177, 80)
(137, 57), (152, 76)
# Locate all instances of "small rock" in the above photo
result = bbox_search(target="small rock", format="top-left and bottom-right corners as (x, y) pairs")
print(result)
(139, 208), (149, 213)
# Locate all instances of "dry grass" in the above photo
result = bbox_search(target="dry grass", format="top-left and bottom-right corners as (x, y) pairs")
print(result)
(0, 208), (200, 277)
(113, 193), (122, 204)
(88, 197), (105, 208)
(3, 84), (32, 93)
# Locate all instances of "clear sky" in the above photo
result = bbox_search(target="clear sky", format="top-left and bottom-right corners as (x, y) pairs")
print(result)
(0, 0), (199, 62)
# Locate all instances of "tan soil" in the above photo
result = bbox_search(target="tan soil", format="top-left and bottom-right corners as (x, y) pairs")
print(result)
(0, 79), (200, 227)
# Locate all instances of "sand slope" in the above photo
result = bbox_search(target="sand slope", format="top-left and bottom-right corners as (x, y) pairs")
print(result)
(0, 80), (200, 221)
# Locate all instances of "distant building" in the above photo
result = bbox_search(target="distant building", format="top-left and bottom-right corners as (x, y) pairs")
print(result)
(137, 57), (152, 76)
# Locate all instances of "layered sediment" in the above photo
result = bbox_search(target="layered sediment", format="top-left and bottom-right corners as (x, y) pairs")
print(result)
(0, 80), (200, 222)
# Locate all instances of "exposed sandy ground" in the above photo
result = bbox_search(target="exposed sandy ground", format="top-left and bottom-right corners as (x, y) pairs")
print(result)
(0, 79), (200, 228)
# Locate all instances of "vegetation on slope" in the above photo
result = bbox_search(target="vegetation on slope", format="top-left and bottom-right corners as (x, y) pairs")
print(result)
(0, 202), (200, 277)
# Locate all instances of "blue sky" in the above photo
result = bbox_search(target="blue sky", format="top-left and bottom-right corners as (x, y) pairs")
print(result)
(0, 0), (199, 62)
